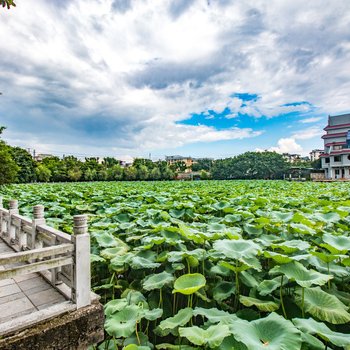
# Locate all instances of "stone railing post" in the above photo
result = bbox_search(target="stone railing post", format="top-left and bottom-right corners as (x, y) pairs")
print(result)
(72, 214), (91, 309)
(8, 199), (19, 244)
(31, 205), (46, 250)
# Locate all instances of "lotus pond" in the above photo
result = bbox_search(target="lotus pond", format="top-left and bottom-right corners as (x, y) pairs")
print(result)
(2, 180), (350, 350)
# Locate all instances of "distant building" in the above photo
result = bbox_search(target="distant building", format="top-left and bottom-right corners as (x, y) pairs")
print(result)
(165, 155), (214, 172)
(165, 155), (195, 169)
(282, 153), (302, 163)
(321, 113), (350, 179)
(309, 149), (324, 162)
(34, 153), (53, 162)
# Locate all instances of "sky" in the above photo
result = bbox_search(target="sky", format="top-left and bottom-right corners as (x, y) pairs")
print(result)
(1, 0), (350, 161)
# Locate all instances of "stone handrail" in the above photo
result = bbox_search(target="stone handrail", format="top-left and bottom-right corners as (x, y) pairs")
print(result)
(0, 197), (91, 309)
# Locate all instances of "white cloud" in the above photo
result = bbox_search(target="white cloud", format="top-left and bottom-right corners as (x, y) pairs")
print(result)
(0, 0), (349, 156)
(300, 117), (323, 123)
(269, 138), (303, 154)
(292, 126), (323, 140)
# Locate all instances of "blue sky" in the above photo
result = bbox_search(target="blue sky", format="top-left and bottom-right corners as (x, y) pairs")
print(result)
(1, 0), (350, 161)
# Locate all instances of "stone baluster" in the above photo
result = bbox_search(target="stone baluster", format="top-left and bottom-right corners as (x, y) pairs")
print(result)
(72, 215), (91, 309)
(8, 200), (19, 245)
(32, 205), (45, 250)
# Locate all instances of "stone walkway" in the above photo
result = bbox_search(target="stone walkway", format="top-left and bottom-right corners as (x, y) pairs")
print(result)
(0, 238), (67, 325)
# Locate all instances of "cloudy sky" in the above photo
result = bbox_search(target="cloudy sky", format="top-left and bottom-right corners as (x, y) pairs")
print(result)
(1, 0), (350, 160)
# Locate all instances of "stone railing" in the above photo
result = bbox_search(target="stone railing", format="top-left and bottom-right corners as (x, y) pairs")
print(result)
(0, 197), (91, 309)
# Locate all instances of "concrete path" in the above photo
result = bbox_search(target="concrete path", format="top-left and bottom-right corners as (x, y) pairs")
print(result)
(0, 238), (67, 325)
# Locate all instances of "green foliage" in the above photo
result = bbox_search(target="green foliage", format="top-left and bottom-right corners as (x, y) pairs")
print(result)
(9, 147), (36, 183)
(0, 147), (18, 185)
(1, 0), (16, 9)
(2, 180), (350, 349)
(211, 151), (290, 179)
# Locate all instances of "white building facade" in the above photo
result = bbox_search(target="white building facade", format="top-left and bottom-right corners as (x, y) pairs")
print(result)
(321, 113), (350, 179)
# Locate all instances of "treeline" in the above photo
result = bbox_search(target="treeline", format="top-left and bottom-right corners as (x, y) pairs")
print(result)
(0, 126), (321, 184)
(0, 127), (176, 184)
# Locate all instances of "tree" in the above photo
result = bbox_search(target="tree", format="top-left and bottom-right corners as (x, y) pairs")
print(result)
(162, 167), (174, 180)
(42, 156), (68, 181)
(107, 165), (123, 181)
(9, 147), (36, 183)
(1, 0), (16, 9)
(68, 166), (82, 182)
(36, 164), (51, 182)
(124, 166), (137, 181)
(0, 148), (18, 184)
(150, 167), (161, 180)
(192, 158), (213, 172)
(0, 127), (19, 185)
(211, 152), (290, 180)
(137, 165), (149, 180)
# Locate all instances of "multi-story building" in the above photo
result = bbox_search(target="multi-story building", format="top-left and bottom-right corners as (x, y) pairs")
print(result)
(165, 155), (195, 169)
(309, 149), (324, 162)
(321, 113), (350, 179)
(282, 153), (302, 163)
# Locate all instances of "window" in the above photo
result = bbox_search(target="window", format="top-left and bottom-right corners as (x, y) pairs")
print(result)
(334, 156), (341, 162)
(325, 157), (330, 163)
(333, 145), (342, 150)
(335, 169), (340, 175)
(348, 155), (350, 160)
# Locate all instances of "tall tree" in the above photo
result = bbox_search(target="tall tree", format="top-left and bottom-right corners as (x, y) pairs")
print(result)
(0, 127), (19, 185)
(9, 147), (36, 183)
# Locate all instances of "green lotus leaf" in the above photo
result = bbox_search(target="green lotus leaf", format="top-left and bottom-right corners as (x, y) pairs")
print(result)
(109, 253), (133, 271)
(293, 317), (350, 347)
(90, 254), (106, 263)
(223, 214), (242, 223)
(257, 276), (287, 296)
(243, 224), (263, 236)
(158, 308), (193, 331)
(240, 270), (260, 288)
(300, 332), (325, 350)
(104, 298), (128, 317)
(310, 250), (339, 263)
(219, 260), (250, 273)
(308, 256), (349, 277)
(173, 273), (206, 295)
(229, 312), (302, 350)
(341, 256), (350, 267)
(213, 239), (261, 261)
(193, 307), (235, 323)
(290, 223), (315, 235)
(141, 308), (163, 321)
(210, 264), (232, 277)
(217, 335), (248, 350)
(239, 296), (280, 312)
(313, 212), (341, 223)
(264, 251), (293, 264)
(100, 246), (128, 259)
(142, 271), (175, 291)
(179, 324), (231, 348)
(95, 232), (120, 247)
(105, 305), (139, 338)
(130, 251), (161, 270)
(212, 281), (235, 302)
(115, 213), (131, 223)
(270, 261), (332, 288)
(322, 233), (350, 252)
(295, 286), (350, 324)
(271, 240), (310, 253)
(123, 345), (151, 350)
